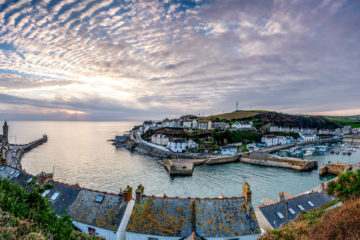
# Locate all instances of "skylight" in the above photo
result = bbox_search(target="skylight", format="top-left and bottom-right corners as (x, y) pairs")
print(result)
(0, 166), (5, 171)
(14, 172), (20, 178)
(50, 192), (60, 201)
(10, 170), (15, 175)
(41, 190), (50, 197)
(298, 205), (305, 211)
(27, 177), (33, 183)
(307, 201), (314, 207)
(289, 208), (296, 215)
(95, 195), (104, 203)
(276, 212), (284, 219)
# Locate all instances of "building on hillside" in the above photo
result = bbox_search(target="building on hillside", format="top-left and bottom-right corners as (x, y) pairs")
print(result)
(232, 121), (253, 130)
(277, 136), (287, 145)
(151, 134), (169, 146)
(183, 120), (193, 128)
(220, 145), (238, 155)
(255, 192), (333, 232)
(126, 183), (261, 240)
(197, 120), (212, 130)
(167, 138), (187, 152)
(187, 139), (198, 149)
(261, 135), (279, 147)
(0, 165), (134, 240)
(299, 133), (317, 142)
(192, 119), (198, 129)
(212, 122), (229, 130)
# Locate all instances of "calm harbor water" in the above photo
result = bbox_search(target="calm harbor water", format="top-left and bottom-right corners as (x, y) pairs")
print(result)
(7, 121), (360, 206)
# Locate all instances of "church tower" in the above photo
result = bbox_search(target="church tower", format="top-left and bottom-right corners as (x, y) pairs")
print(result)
(2, 121), (8, 146)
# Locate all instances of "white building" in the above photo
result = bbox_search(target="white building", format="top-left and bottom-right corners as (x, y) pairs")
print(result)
(187, 139), (198, 149)
(151, 134), (169, 146)
(232, 121), (253, 130)
(261, 135), (279, 147)
(126, 184), (261, 240)
(277, 136), (287, 145)
(299, 132), (317, 142)
(220, 145), (238, 155)
(167, 138), (187, 152)
(183, 120), (193, 128)
(192, 119), (198, 129)
(198, 120), (212, 130)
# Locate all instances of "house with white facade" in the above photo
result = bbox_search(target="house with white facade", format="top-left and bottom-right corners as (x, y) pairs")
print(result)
(183, 120), (193, 128)
(197, 120), (212, 130)
(192, 119), (198, 129)
(277, 136), (287, 145)
(151, 134), (169, 146)
(261, 135), (279, 147)
(220, 145), (238, 155)
(0, 165), (134, 240)
(212, 121), (229, 130)
(187, 139), (198, 149)
(232, 121), (253, 130)
(126, 183), (261, 240)
(167, 138), (187, 152)
(299, 133), (317, 142)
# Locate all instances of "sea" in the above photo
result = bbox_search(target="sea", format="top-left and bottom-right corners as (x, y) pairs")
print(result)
(6, 121), (360, 207)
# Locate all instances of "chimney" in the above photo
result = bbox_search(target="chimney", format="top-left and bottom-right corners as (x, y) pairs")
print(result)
(37, 171), (53, 185)
(242, 182), (252, 203)
(122, 185), (132, 202)
(135, 184), (144, 202)
(285, 200), (289, 222)
(278, 192), (285, 202)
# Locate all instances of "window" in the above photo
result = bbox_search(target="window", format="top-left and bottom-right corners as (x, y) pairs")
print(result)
(276, 212), (284, 219)
(27, 177), (33, 183)
(307, 201), (314, 207)
(88, 227), (96, 234)
(0, 166), (5, 171)
(41, 190), (50, 197)
(95, 195), (104, 203)
(10, 170), (15, 175)
(14, 172), (20, 178)
(50, 192), (60, 201)
(289, 208), (296, 215)
(298, 204), (305, 211)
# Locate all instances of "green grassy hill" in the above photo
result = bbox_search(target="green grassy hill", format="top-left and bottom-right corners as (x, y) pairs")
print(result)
(325, 116), (360, 128)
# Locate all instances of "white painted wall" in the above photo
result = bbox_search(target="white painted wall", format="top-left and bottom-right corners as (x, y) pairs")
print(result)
(73, 221), (116, 240)
(117, 199), (135, 240)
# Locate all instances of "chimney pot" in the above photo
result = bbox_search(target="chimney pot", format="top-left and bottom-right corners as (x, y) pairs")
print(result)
(123, 186), (132, 202)
(135, 184), (144, 202)
(242, 182), (252, 203)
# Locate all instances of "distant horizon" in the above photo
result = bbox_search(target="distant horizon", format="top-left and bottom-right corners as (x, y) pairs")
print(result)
(1, 0), (359, 120)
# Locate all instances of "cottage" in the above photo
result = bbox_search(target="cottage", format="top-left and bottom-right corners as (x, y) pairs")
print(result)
(220, 144), (238, 155)
(299, 132), (317, 142)
(212, 122), (229, 130)
(261, 135), (279, 147)
(183, 120), (193, 128)
(126, 184), (261, 240)
(187, 139), (198, 149)
(232, 121), (253, 130)
(0, 165), (134, 240)
(151, 134), (169, 146)
(167, 138), (187, 152)
(255, 192), (333, 232)
(197, 120), (212, 130)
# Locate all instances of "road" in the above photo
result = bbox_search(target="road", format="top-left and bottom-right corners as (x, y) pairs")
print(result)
(6, 145), (24, 168)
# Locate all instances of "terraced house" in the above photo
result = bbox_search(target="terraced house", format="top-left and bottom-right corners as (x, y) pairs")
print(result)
(0, 165), (134, 240)
(126, 184), (261, 240)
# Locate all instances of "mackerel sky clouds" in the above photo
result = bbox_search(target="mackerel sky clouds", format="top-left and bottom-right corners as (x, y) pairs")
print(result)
(0, 0), (359, 120)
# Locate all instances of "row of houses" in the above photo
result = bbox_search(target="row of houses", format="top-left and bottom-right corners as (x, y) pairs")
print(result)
(270, 125), (354, 136)
(261, 136), (295, 147)
(0, 164), (261, 240)
(150, 134), (198, 152)
(142, 119), (254, 132)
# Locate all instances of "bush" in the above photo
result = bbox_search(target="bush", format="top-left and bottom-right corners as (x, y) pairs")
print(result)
(326, 170), (360, 200)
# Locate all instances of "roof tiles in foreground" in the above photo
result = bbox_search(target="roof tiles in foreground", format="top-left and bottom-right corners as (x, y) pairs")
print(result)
(126, 196), (260, 238)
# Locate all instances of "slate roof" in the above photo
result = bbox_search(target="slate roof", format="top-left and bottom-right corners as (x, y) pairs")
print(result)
(69, 189), (128, 231)
(126, 196), (260, 238)
(259, 192), (333, 229)
(45, 181), (81, 216)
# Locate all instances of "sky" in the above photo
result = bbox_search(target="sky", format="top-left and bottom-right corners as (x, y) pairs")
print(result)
(0, 0), (359, 121)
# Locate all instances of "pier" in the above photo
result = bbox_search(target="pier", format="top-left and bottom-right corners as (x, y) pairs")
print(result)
(6, 135), (48, 169)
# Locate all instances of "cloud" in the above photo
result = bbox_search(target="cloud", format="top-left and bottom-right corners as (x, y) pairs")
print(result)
(0, 0), (359, 120)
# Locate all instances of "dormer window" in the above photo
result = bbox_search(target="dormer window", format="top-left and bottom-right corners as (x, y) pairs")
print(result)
(50, 192), (60, 201)
(95, 195), (104, 203)
(41, 189), (50, 197)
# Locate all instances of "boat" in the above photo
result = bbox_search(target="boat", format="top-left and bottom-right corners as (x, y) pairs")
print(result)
(303, 150), (313, 157)
(330, 149), (335, 154)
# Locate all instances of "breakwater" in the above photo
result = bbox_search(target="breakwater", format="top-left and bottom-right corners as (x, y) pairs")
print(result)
(8, 135), (48, 169)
